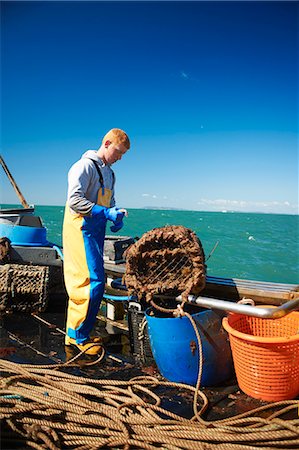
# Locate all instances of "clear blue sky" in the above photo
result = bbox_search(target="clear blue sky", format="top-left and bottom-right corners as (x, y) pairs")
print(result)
(1, 0), (298, 214)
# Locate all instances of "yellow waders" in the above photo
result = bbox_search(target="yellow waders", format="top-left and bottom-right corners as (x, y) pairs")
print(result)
(63, 173), (113, 344)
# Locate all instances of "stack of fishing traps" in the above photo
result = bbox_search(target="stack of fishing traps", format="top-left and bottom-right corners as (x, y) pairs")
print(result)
(124, 225), (206, 303)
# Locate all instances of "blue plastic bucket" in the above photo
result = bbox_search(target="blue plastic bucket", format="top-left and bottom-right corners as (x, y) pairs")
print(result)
(145, 306), (233, 386)
(0, 223), (49, 246)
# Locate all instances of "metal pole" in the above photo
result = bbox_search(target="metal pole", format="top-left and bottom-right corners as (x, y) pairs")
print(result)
(176, 294), (299, 319)
(0, 155), (30, 208)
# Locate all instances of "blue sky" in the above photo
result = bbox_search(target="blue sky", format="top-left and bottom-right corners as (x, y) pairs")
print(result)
(1, 0), (298, 214)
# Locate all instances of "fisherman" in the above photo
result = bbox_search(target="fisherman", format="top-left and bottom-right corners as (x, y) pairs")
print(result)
(63, 128), (130, 354)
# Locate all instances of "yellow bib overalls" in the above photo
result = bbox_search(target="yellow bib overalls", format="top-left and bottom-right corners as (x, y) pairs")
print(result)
(63, 162), (114, 343)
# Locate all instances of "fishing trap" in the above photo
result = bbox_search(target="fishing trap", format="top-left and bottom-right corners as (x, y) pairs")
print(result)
(124, 225), (206, 304)
(0, 263), (49, 313)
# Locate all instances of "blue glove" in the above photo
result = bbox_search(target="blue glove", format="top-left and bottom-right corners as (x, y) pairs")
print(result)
(110, 220), (124, 233)
(91, 205), (107, 219)
(104, 207), (125, 224)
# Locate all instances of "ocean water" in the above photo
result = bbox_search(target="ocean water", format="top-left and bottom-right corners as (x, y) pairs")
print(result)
(2, 204), (299, 284)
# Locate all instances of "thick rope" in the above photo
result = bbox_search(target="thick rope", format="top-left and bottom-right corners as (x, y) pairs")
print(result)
(1, 357), (298, 449)
(1, 282), (298, 449)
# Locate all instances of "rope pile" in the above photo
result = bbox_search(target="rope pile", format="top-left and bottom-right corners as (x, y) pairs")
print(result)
(1, 358), (298, 449)
(124, 225), (206, 303)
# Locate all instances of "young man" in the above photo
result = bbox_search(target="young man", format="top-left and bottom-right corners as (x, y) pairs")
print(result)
(63, 128), (130, 354)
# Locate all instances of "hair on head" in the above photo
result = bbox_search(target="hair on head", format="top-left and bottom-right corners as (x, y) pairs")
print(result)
(102, 128), (130, 149)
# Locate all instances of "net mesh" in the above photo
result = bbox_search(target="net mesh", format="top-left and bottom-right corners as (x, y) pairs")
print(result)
(124, 225), (206, 302)
(0, 264), (49, 313)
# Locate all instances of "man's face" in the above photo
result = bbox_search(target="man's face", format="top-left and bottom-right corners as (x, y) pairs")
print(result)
(103, 140), (128, 165)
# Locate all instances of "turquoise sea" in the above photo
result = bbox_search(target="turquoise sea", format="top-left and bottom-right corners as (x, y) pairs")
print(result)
(3, 205), (299, 285)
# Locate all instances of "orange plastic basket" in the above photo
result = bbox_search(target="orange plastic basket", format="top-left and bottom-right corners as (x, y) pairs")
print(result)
(222, 310), (299, 401)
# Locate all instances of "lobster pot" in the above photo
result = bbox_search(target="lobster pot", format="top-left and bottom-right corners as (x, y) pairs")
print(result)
(127, 302), (154, 365)
(222, 311), (299, 401)
(145, 307), (233, 386)
(124, 225), (206, 301)
(0, 264), (49, 313)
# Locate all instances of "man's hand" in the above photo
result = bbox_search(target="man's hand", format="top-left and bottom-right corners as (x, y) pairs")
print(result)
(91, 205), (107, 218)
(91, 206), (128, 232)
(107, 207), (128, 233)
(110, 221), (124, 233)
(105, 207), (128, 223)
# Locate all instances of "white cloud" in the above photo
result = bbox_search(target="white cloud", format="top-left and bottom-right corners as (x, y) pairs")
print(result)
(180, 71), (189, 79)
(142, 193), (158, 199)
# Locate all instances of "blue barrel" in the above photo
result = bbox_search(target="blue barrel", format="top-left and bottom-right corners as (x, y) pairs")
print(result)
(0, 223), (48, 246)
(145, 307), (233, 386)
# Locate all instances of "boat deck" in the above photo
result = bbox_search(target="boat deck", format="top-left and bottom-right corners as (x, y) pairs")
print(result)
(1, 295), (297, 450)
(1, 268), (298, 449)
(0, 292), (297, 416)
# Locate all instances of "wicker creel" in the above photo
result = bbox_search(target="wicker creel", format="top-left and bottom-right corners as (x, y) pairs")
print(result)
(124, 225), (206, 302)
(0, 263), (49, 313)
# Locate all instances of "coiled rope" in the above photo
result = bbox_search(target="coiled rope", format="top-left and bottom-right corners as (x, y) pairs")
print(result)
(1, 296), (298, 449)
(1, 349), (298, 449)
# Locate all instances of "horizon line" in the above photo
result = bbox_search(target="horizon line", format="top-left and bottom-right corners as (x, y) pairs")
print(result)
(1, 203), (298, 216)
